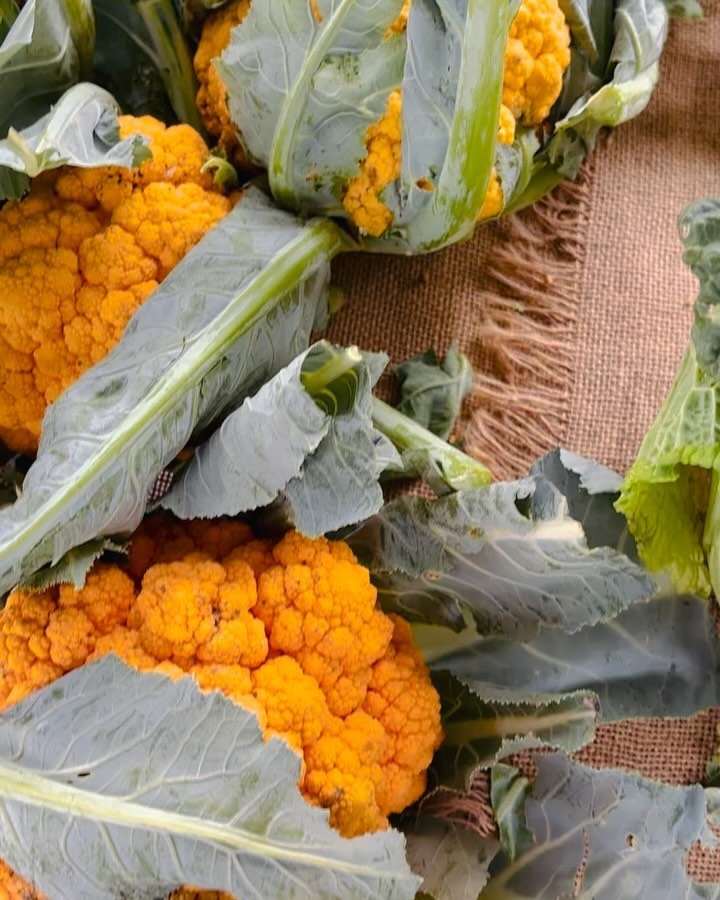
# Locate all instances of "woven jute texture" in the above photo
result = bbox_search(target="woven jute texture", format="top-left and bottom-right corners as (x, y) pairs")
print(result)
(329, 0), (720, 879)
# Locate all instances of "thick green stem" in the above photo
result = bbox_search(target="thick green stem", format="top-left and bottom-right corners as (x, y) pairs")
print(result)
(398, 0), (510, 252)
(371, 397), (492, 490)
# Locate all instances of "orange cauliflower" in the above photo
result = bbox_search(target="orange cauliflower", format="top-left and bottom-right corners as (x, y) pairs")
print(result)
(0, 516), (443, 848)
(194, 0), (569, 237)
(0, 117), (233, 454)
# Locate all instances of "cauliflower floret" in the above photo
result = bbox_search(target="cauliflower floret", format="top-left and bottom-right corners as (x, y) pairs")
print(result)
(0, 117), (232, 454)
(363, 615), (443, 815)
(503, 0), (571, 124)
(479, 104), (519, 220)
(342, 89), (402, 238)
(304, 710), (388, 836)
(194, 0), (252, 163)
(256, 532), (394, 716)
(252, 655), (331, 752)
(127, 512), (252, 580)
(0, 860), (43, 899)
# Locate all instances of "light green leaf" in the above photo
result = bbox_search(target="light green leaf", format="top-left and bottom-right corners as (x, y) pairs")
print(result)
(431, 671), (598, 790)
(18, 537), (127, 591)
(349, 477), (655, 637)
(422, 595), (720, 722)
(93, 0), (203, 128)
(548, 0), (668, 178)
(0, 0), (93, 136)
(164, 342), (393, 535)
(0, 82), (149, 200)
(483, 753), (719, 899)
(371, 398), (492, 493)
(0, 656), (419, 899)
(404, 819), (500, 900)
(616, 344), (719, 596)
(0, 188), (351, 594)
(395, 347), (473, 441)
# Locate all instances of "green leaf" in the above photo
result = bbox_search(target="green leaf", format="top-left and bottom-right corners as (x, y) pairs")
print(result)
(0, 0), (94, 137)
(403, 819), (500, 900)
(661, 0), (703, 17)
(371, 398), (492, 493)
(163, 342), (394, 535)
(483, 753), (719, 899)
(18, 537), (127, 591)
(530, 448), (637, 557)
(0, 188), (351, 594)
(0, 82), (150, 200)
(349, 476), (655, 637)
(421, 595), (720, 722)
(547, 0), (668, 178)
(430, 671), (598, 790)
(283, 348), (395, 535)
(395, 347), (473, 441)
(616, 344), (719, 596)
(0, 656), (419, 898)
(490, 765), (533, 863)
(93, 0), (203, 128)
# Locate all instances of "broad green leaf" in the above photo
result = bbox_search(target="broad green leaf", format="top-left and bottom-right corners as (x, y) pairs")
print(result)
(0, 0), (93, 136)
(19, 537), (127, 591)
(403, 819), (500, 900)
(0, 656), (419, 899)
(0, 188), (351, 594)
(616, 344), (719, 597)
(371, 398), (492, 493)
(349, 477), (655, 637)
(530, 448), (637, 557)
(483, 753), (719, 899)
(430, 671), (598, 790)
(0, 82), (149, 200)
(422, 595), (720, 722)
(395, 347), (473, 441)
(164, 343), (395, 535)
(93, 0), (203, 129)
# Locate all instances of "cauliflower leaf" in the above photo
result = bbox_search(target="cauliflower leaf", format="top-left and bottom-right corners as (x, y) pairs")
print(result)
(484, 753), (719, 899)
(0, 655), (419, 899)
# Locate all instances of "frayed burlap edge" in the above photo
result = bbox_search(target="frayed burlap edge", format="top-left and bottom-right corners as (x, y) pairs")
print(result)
(460, 167), (594, 480)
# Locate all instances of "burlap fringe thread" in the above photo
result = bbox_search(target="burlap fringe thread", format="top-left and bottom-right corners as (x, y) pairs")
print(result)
(461, 169), (593, 480)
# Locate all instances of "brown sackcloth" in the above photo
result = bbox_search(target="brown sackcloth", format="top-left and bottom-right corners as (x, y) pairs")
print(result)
(328, 0), (720, 880)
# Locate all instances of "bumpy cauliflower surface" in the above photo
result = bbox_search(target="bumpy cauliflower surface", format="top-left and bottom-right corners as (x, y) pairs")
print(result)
(0, 117), (232, 454)
(0, 516), (443, 895)
(194, 0), (569, 236)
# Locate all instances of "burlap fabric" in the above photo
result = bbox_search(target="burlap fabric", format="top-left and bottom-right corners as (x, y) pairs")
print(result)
(328, 0), (720, 879)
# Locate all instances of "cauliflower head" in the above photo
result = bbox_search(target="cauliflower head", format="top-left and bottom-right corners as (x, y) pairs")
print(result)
(0, 515), (443, 857)
(0, 117), (233, 454)
(194, 0), (569, 237)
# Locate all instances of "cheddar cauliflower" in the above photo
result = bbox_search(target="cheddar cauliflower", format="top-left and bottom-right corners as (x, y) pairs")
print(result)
(0, 516), (443, 850)
(193, 0), (569, 237)
(0, 117), (233, 454)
